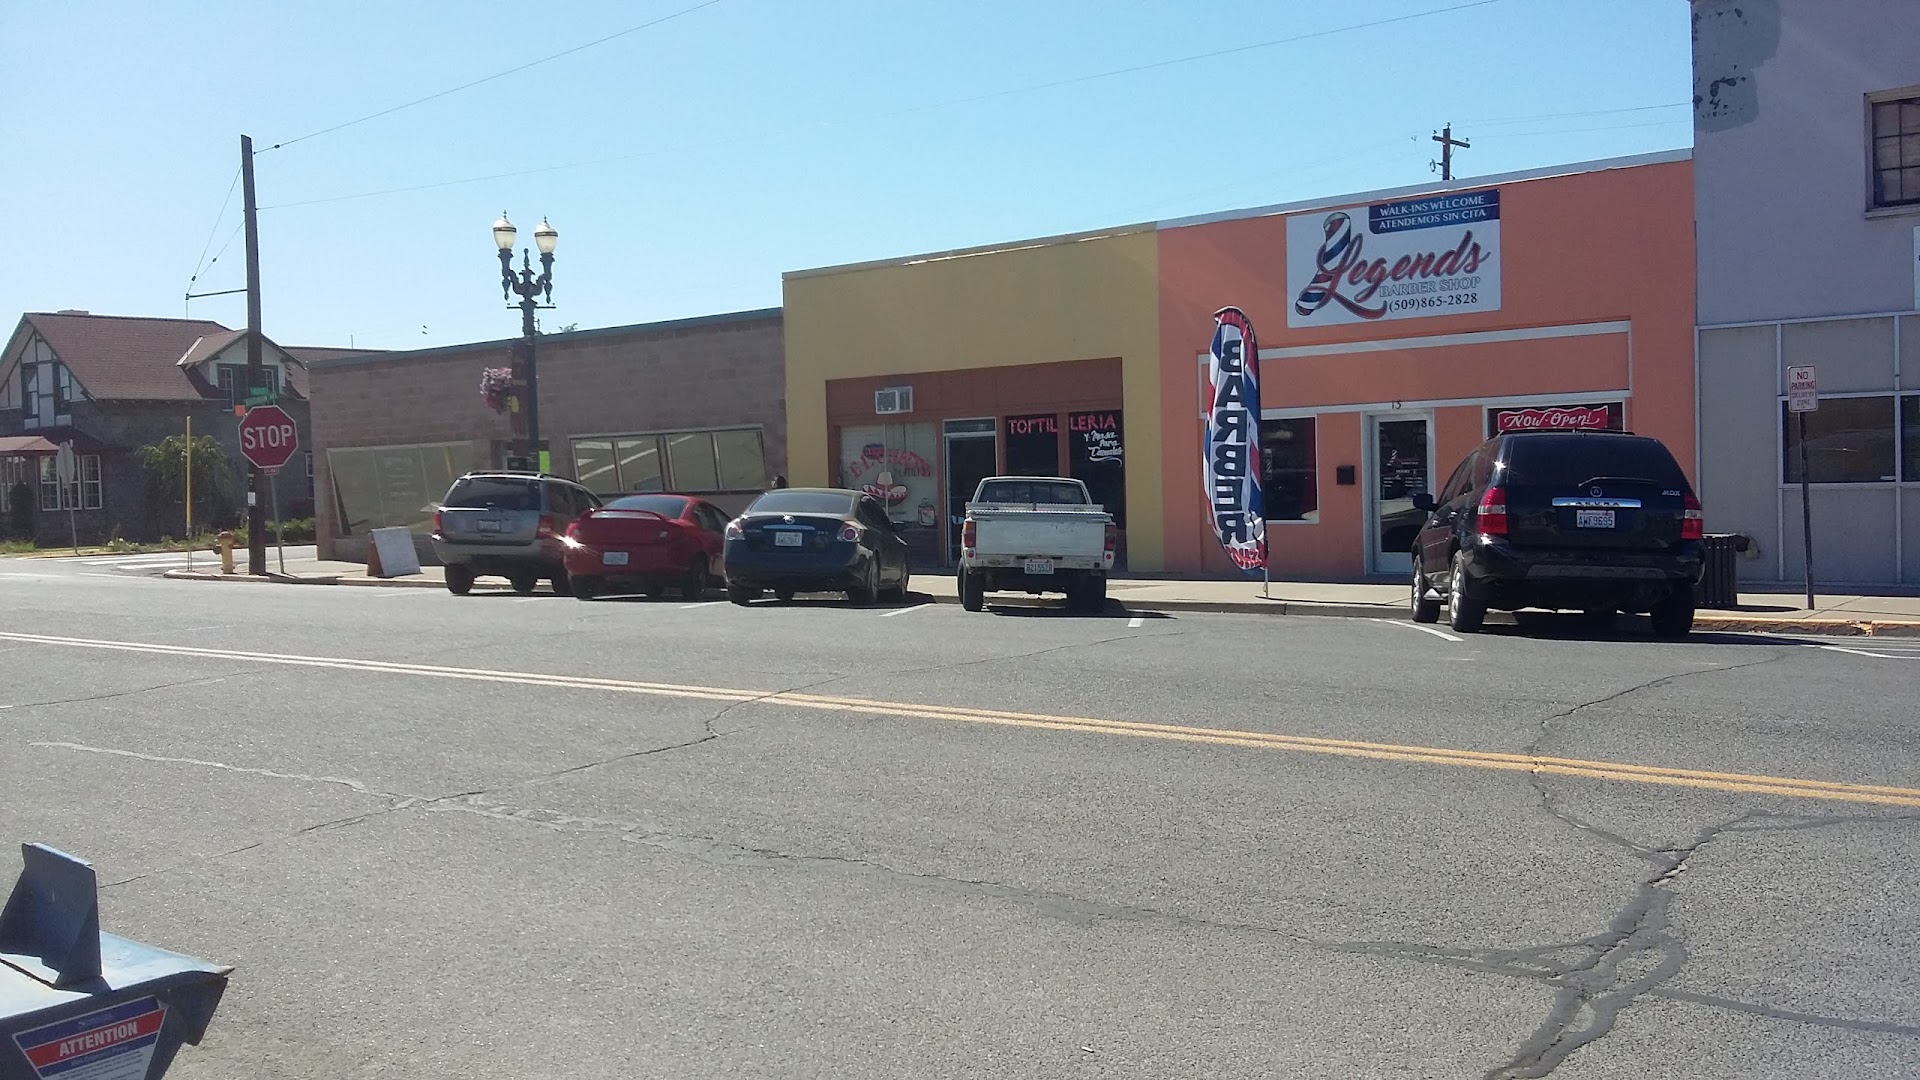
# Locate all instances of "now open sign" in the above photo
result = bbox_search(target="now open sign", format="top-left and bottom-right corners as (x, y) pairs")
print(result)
(237, 404), (299, 471)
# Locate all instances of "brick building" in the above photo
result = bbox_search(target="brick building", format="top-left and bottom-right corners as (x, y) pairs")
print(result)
(309, 308), (785, 562)
(0, 311), (374, 545)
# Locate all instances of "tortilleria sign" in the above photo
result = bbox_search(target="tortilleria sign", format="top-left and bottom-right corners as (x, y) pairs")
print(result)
(1288, 188), (1501, 327)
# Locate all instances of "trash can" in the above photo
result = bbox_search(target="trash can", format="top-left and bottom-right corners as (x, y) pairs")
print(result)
(1698, 533), (1745, 609)
(2, 844), (231, 1080)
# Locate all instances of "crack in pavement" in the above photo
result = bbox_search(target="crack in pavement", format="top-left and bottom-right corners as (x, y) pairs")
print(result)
(1337, 807), (1920, 1078)
(1, 670), (258, 712)
(1519, 652), (1789, 861)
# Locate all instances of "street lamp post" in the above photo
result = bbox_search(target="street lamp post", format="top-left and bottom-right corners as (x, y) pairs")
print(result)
(492, 213), (559, 470)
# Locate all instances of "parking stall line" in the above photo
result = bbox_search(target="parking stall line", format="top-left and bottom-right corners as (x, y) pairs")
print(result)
(680, 600), (727, 610)
(1376, 619), (1465, 643)
(878, 604), (931, 618)
(1127, 616), (1146, 628)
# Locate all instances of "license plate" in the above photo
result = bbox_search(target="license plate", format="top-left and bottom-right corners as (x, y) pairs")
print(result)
(1024, 558), (1054, 575)
(476, 520), (502, 533)
(774, 532), (804, 547)
(602, 551), (629, 566)
(1576, 509), (1616, 529)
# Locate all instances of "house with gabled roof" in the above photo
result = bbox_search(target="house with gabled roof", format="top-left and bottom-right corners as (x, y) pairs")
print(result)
(0, 310), (377, 545)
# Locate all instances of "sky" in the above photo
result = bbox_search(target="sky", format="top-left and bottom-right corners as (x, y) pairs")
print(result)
(2, 0), (1694, 352)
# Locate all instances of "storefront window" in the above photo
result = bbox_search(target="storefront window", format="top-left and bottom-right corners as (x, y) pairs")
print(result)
(840, 422), (937, 526)
(1261, 418), (1318, 522)
(571, 428), (767, 493)
(713, 428), (768, 490)
(573, 439), (618, 494)
(327, 442), (474, 534)
(1004, 413), (1060, 476)
(666, 432), (720, 491)
(616, 437), (664, 492)
(1902, 395), (1920, 482)
(1781, 397), (1897, 483)
(1068, 410), (1125, 526)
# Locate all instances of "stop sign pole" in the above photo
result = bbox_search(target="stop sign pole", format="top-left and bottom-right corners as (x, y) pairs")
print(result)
(237, 404), (298, 575)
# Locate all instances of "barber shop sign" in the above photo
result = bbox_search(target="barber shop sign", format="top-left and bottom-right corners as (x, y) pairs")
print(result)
(1288, 188), (1502, 327)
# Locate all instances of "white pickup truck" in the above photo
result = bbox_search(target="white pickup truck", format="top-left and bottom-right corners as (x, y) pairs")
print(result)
(956, 476), (1116, 612)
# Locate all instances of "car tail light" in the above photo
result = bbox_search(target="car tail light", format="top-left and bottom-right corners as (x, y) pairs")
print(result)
(837, 522), (862, 543)
(725, 519), (745, 540)
(961, 519), (976, 556)
(564, 520), (580, 539)
(1681, 492), (1704, 540)
(433, 509), (443, 535)
(1475, 486), (1508, 536)
(1104, 522), (1117, 563)
(536, 513), (561, 539)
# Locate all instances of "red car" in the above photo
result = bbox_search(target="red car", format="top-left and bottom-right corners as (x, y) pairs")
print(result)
(563, 494), (730, 601)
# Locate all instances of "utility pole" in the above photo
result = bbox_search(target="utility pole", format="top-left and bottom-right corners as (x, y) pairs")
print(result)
(241, 134), (266, 575)
(1430, 124), (1470, 182)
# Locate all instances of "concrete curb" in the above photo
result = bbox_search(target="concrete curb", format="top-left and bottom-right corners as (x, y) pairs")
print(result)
(156, 569), (1920, 634)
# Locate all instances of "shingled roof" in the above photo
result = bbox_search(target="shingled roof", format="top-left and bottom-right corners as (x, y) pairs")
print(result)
(9, 312), (381, 401)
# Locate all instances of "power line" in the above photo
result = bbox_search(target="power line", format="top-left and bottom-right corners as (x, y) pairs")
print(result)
(188, 168), (242, 286)
(1460, 101), (1690, 127)
(871, 0), (1505, 119)
(1479, 116), (1695, 139)
(260, 0), (725, 152)
(263, 0), (1507, 212)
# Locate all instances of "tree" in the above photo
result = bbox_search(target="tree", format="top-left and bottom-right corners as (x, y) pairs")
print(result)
(136, 434), (237, 534)
(5, 481), (31, 541)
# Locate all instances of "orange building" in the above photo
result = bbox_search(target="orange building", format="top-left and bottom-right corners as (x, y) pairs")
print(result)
(1158, 150), (1696, 578)
(783, 151), (1695, 578)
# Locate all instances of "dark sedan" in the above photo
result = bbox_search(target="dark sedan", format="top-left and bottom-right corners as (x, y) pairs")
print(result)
(722, 488), (911, 605)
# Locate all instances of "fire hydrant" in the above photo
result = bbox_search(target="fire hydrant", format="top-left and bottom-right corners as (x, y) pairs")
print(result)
(218, 530), (236, 575)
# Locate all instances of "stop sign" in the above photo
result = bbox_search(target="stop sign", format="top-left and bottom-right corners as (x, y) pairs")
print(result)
(237, 404), (299, 471)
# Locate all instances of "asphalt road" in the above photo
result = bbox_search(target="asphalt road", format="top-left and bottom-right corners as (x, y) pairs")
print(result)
(2, 556), (1917, 1079)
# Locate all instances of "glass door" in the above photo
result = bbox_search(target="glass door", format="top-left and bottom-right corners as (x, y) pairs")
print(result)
(1367, 413), (1433, 575)
(944, 419), (998, 566)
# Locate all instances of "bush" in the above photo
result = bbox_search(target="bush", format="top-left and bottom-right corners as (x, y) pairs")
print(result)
(229, 517), (316, 547)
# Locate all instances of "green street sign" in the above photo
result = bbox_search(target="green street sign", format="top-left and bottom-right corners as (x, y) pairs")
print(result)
(243, 388), (277, 406)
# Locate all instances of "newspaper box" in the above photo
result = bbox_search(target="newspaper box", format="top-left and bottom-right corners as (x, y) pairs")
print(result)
(1, 844), (231, 1079)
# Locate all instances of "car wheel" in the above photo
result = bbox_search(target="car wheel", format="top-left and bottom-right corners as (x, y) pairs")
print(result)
(1649, 588), (1696, 638)
(549, 569), (572, 597)
(680, 558), (708, 602)
(572, 575), (600, 601)
(774, 588), (796, 602)
(727, 585), (759, 606)
(1446, 551), (1486, 634)
(1411, 566), (1442, 623)
(444, 565), (474, 596)
(848, 561), (879, 606)
(1080, 574), (1107, 614)
(509, 572), (538, 596)
(959, 567), (985, 612)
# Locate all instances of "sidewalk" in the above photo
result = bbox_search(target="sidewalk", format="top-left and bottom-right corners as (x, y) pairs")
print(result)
(161, 555), (1920, 635)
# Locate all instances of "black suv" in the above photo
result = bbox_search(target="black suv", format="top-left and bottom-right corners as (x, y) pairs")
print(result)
(1409, 432), (1704, 636)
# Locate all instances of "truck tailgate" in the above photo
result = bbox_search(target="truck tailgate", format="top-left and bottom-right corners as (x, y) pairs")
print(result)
(969, 507), (1107, 559)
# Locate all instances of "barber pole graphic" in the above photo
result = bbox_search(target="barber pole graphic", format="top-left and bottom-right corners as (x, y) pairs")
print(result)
(1204, 307), (1266, 576)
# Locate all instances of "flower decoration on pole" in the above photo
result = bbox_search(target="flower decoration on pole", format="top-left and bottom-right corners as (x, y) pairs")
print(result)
(480, 366), (517, 414)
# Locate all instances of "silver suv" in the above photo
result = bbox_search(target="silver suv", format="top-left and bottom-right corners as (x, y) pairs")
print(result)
(431, 472), (601, 595)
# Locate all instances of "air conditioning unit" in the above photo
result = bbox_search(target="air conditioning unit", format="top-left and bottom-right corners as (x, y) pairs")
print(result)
(874, 386), (914, 415)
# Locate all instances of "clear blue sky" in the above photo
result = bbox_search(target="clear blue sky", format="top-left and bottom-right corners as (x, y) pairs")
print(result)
(2, 0), (1693, 351)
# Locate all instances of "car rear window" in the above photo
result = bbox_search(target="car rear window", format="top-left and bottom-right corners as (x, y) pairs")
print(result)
(443, 477), (540, 510)
(974, 480), (1087, 504)
(1503, 436), (1688, 489)
(605, 495), (690, 516)
(747, 490), (857, 516)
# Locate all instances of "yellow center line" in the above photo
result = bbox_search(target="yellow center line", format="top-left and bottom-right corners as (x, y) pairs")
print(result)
(4, 630), (1915, 808)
